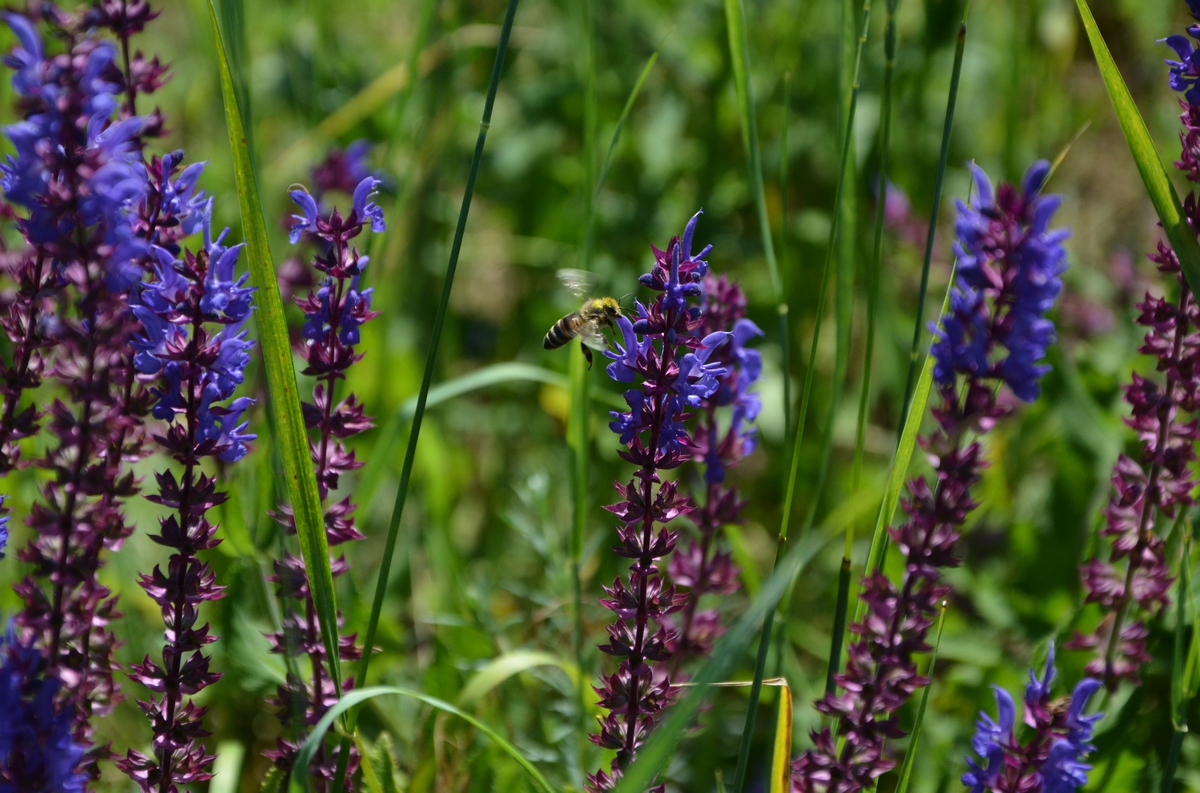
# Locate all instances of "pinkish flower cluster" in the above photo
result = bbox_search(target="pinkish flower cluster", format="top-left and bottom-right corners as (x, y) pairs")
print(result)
(667, 274), (761, 672)
(1065, 9), (1200, 688)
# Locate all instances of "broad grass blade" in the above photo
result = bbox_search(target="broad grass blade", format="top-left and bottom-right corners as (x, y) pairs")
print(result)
(611, 531), (829, 793)
(205, 0), (343, 696)
(1074, 0), (1200, 293)
(288, 686), (555, 793)
(210, 741), (246, 793)
(893, 601), (948, 793)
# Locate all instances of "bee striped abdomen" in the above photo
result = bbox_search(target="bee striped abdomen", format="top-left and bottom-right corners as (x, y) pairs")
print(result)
(544, 312), (581, 349)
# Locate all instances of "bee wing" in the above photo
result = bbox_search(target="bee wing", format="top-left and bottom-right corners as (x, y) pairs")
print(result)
(577, 320), (610, 351)
(557, 268), (594, 299)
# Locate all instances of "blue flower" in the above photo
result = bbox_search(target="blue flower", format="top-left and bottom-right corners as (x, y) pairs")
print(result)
(353, 176), (387, 233)
(962, 686), (1013, 793)
(0, 501), (7, 560)
(289, 187), (320, 243)
(1164, 33), (1200, 104)
(934, 160), (1068, 401)
(674, 331), (729, 408)
(0, 625), (86, 793)
(605, 315), (653, 383)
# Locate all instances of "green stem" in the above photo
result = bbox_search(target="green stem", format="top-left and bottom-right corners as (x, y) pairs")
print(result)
(900, 4), (969, 420)
(330, 1), (521, 786)
(730, 0), (875, 788)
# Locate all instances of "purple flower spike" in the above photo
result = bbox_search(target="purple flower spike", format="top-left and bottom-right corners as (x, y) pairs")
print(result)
(667, 273), (760, 676)
(118, 223), (256, 790)
(265, 177), (384, 788)
(793, 163), (1069, 791)
(1069, 5), (1200, 688)
(962, 648), (1101, 793)
(588, 215), (740, 792)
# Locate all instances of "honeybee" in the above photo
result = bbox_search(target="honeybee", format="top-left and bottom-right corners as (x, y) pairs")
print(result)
(543, 269), (623, 367)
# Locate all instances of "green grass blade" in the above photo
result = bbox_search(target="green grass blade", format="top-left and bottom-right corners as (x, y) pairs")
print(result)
(900, 0), (968, 419)
(893, 601), (948, 793)
(332, 1), (522, 786)
(1172, 535), (1192, 730)
(205, 0), (343, 697)
(1074, 0), (1200, 294)
(731, 0), (875, 788)
(288, 686), (555, 793)
(568, 346), (591, 781)
(824, 556), (852, 696)
(610, 531), (829, 793)
(725, 0), (791, 435)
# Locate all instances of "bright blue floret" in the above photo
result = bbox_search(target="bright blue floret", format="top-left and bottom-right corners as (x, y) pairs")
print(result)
(932, 160), (1068, 402)
(0, 625), (86, 793)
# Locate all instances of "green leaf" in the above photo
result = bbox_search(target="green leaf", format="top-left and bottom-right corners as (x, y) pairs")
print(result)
(894, 601), (948, 793)
(210, 741), (246, 793)
(611, 531), (829, 793)
(455, 649), (587, 710)
(287, 686), (555, 793)
(205, 0), (342, 695)
(1074, 0), (1200, 295)
(259, 768), (282, 793)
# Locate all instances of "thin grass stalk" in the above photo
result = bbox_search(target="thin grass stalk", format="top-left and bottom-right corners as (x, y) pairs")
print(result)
(832, 0), (901, 702)
(330, 1), (521, 786)
(892, 601), (948, 793)
(730, 1), (875, 788)
(899, 3), (969, 419)
(724, 0), (791, 436)
(569, 0), (598, 781)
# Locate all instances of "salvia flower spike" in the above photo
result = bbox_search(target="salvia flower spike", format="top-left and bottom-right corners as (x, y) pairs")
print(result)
(962, 645), (1101, 793)
(265, 171), (384, 789)
(667, 274), (762, 672)
(587, 211), (728, 792)
(1065, 4), (1200, 687)
(116, 213), (256, 791)
(0, 10), (180, 766)
(792, 161), (1069, 792)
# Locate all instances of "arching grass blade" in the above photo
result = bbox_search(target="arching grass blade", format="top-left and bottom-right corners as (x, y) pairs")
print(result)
(1074, 0), (1200, 294)
(288, 686), (555, 793)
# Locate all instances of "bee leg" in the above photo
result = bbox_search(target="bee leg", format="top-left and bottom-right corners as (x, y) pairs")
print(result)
(581, 342), (594, 369)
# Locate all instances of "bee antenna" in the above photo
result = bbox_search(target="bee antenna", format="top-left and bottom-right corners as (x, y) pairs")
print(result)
(618, 292), (633, 307)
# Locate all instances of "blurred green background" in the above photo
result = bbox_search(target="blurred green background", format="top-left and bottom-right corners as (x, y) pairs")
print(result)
(5, 0), (1200, 789)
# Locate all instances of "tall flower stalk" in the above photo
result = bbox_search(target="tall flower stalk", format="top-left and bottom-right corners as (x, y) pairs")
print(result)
(265, 174), (384, 789)
(963, 646), (1101, 793)
(587, 211), (728, 791)
(0, 13), (163, 767)
(117, 219), (255, 791)
(792, 161), (1069, 792)
(667, 274), (761, 672)
(1068, 6), (1200, 687)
